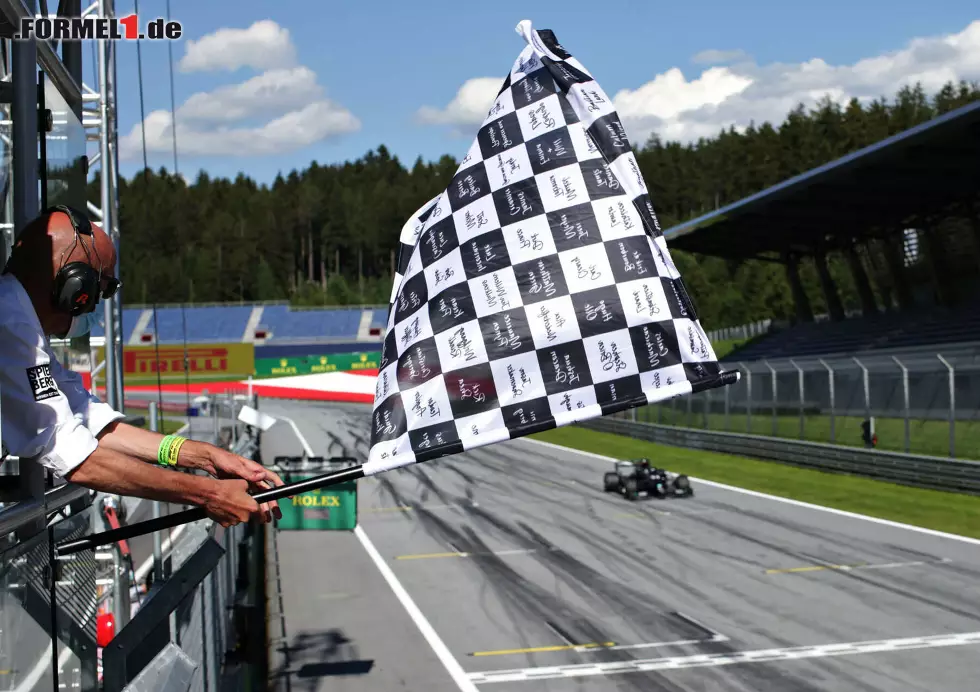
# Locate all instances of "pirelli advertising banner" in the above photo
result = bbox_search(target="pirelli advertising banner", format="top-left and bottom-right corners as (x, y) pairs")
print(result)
(254, 351), (380, 378)
(94, 343), (256, 382)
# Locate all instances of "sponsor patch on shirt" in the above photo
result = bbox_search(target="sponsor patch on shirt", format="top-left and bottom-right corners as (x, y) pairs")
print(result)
(25, 364), (59, 401)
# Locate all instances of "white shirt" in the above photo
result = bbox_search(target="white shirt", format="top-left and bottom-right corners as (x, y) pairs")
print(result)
(0, 273), (125, 477)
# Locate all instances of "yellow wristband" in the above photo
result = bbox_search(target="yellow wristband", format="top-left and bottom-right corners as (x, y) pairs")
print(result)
(157, 435), (187, 467)
(167, 436), (186, 467)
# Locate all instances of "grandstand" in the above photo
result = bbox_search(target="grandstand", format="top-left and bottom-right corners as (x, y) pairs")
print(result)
(722, 301), (980, 362)
(89, 302), (389, 345)
(666, 99), (980, 366)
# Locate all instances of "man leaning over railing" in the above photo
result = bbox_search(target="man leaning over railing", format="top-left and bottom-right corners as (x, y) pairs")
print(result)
(0, 206), (283, 527)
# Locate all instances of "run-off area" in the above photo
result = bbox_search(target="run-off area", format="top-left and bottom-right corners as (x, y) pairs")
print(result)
(262, 400), (980, 692)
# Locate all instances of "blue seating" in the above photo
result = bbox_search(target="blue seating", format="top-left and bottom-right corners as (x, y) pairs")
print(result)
(97, 304), (388, 344)
(257, 306), (364, 341)
(89, 308), (144, 342)
(725, 301), (980, 362)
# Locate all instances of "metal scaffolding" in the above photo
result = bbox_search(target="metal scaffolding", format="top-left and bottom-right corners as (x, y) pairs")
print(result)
(0, 0), (127, 680)
(82, 0), (124, 411)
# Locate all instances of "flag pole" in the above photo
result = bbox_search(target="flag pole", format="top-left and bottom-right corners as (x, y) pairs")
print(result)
(55, 462), (364, 556)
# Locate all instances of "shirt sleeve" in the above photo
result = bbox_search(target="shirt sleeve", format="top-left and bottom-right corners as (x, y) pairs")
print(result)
(46, 344), (126, 438)
(0, 321), (98, 477)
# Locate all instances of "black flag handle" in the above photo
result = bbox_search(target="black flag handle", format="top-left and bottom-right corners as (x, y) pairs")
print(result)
(55, 463), (365, 557)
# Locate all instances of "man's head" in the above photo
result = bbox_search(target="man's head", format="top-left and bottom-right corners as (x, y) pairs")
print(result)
(4, 206), (119, 338)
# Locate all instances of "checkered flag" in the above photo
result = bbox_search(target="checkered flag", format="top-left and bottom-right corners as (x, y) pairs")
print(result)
(365, 19), (739, 475)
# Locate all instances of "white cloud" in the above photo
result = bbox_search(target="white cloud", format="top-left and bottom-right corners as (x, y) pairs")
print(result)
(121, 21), (359, 160)
(179, 19), (296, 73)
(121, 102), (360, 158)
(415, 77), (503, 127)
(417, 20), (980, 148)
(178, 67), (323, 123)
(617, 19), (980, 145)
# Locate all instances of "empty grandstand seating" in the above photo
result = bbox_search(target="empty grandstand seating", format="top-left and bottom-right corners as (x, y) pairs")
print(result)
(724, 301), (980, 362)
(89, 303), (388, 344)
(256, 305), (365, 342)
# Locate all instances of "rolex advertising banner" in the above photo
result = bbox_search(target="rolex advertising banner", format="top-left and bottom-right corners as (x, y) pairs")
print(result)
(255, 352), (381, 378)
(364, 20), (738, 476)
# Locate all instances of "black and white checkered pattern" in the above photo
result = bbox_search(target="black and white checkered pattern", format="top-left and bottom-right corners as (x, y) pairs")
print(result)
(366, 20), (738, 475)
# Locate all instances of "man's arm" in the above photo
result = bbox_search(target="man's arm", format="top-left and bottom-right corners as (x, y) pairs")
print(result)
(95, 420), (284, 521)
(65, 444), (260, 527)
(45, 352), (284, 520)
(95, 419), (215, 469)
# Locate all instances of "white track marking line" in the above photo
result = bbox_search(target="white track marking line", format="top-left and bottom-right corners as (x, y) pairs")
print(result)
(467, 631), (980, 684)
(672, 611), (728, 641)
(523, 438), (980, 547)
(284, 415), (477, 692)
(355, 525), (479, 691)
(277, 415), (316, 457)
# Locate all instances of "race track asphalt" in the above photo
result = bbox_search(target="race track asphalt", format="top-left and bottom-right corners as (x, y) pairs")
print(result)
(258, 399), (980, 692)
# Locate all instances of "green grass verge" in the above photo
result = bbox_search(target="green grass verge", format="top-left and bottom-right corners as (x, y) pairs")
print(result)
(709, 338), (748, 360)
(638, 404), (978, 461)
(530, 426), (980, 540)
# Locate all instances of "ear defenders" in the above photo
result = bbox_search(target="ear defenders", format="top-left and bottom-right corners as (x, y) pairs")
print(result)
(49, 205), (102, 317)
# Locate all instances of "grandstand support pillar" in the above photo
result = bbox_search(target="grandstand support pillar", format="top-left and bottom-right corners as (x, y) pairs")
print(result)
(845, 241), (878, 317)
(814, 247), (845, 322)
(920, 225), (953, 307)
(970, 212), (980, 269)
(883, 234), (915, 310)
(782, 252), (814, 323)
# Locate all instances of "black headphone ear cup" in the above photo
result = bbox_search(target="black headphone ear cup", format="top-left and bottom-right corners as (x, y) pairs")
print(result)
(53, 262), (101, 316)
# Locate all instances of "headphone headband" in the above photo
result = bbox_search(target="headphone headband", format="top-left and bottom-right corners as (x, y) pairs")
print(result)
(46, 204), (93, 236)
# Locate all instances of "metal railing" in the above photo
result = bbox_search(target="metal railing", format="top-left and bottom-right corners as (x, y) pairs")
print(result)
(582, 417), (980, 495)
(0, 392), (267, 692)
(705, 318), (772, 342)
(638, 349), (980, 460)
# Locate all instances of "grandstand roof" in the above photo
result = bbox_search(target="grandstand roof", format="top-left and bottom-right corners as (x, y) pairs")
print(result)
(662, 100), (980, 260)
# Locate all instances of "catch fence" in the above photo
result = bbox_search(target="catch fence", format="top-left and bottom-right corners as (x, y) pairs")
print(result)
(642, 347), (980, 460)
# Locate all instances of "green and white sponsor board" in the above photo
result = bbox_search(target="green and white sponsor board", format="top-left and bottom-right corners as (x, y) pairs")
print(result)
(254, 352), (380, 378)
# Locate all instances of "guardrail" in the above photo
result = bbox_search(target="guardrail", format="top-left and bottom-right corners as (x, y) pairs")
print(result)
(578, 417), (980, 495)
(0, 392), (266, 692)
(0, 483), (91, 540)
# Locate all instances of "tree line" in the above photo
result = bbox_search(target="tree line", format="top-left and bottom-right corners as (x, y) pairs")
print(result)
(99, 79), (980, 330)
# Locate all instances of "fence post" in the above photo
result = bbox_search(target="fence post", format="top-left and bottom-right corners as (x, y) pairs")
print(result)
(702, 389), (709, 429)
(937, 354), (955, 458)
(819, 358), (835, 443)
(213, 394), (220, 445)
(203, 571), (218, 691)
(724, 379), (730, 431)
(740, 362), (752, 433)
(892, 356), (910, 453)
(789, 359), (804, 440)
(764, 360), (777, 437)
(228, 391), (237, 448)
(149, 402), (164, 585)
(853, 356), (870, 428)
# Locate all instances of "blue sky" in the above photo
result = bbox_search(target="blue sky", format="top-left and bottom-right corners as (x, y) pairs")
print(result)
(100, 0), (980, 186)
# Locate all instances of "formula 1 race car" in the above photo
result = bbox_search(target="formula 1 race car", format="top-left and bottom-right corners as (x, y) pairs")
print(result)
(602, 458), (693, 500)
